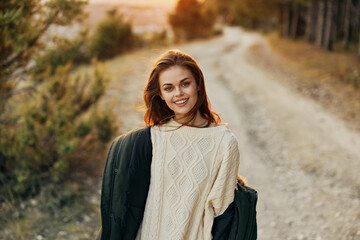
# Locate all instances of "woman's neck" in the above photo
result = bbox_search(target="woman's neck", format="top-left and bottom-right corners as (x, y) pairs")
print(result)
(174, 111), (210, 127)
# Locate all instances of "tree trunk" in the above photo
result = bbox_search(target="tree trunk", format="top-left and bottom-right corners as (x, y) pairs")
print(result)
(335, 0), (344, 39)
(357, 1), (360, 59)
(306, 1), (318, 42)
(290, 1), (300, 39)
(331, 0), (339, 43)
(343, 0), (352, 50)
(358, 32), (360, 59)
(324, 0), (339, 51)
(282, 0), (292, 37)
(324, 1), (333, 50)
(316, 1), (327, 47)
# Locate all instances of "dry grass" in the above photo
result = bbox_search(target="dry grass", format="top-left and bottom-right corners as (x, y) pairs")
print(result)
(251, 33), (360, 133)
(0, 181), (101, 240)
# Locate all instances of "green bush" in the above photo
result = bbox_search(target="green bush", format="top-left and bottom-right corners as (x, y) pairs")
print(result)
(0, 64), (116, 199)
(90, 9), (133, 60)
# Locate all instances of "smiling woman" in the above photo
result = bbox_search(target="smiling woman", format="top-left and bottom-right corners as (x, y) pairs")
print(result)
(98, 50), (244, 240)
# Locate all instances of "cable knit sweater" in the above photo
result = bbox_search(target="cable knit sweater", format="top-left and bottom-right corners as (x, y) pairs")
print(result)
(135, 118), (240, 240)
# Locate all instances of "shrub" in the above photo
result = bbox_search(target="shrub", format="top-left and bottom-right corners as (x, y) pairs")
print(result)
(0, 0), (117, 203)
(90, 9), (133, 60)
(0, 64), (116, 199)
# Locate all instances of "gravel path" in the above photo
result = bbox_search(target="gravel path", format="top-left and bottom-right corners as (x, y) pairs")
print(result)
(103, 27), (360, 239)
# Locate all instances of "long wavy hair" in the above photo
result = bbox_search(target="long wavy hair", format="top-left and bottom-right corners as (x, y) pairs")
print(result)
(143, 50), (221, 127)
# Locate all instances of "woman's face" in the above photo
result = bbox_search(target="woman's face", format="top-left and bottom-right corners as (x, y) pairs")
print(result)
(159, 66), (199, 120)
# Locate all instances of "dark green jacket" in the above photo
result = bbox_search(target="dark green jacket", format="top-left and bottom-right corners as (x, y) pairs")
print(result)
(97, 127), (257, 240)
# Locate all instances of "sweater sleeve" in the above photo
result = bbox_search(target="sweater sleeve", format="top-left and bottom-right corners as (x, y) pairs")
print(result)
(203, 134), (240, 239)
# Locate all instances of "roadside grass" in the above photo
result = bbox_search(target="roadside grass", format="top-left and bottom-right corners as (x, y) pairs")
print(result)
(252, 33), (360, 133)
(0, 181), (101, 240)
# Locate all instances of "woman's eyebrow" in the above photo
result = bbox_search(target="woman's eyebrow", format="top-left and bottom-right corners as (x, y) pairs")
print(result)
(162, 77), (190, 87)
(180, 77), (190, 82)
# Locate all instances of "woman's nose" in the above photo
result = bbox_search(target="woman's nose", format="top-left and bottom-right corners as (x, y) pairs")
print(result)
(174, 86), (183, 96)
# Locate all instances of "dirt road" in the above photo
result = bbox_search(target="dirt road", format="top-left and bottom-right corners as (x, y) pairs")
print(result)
(104, 27), (360, 239)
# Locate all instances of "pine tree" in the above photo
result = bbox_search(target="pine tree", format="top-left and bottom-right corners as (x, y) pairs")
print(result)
(0, 0), (116, 199)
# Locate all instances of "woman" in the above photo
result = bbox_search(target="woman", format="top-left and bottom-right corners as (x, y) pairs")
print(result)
(137, 50), (240, 239)
(97, 50), (244, 240)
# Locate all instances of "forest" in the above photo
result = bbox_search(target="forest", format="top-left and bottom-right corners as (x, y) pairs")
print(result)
(204, 0), (360, 57)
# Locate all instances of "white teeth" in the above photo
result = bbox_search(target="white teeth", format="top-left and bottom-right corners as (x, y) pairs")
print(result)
(175, 99), (187, 104)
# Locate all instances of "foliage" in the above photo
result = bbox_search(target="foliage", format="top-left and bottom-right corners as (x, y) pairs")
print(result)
(1, 63), (114, 198)
(90, 8), (133, 60)
(0, 0), (117, 200)
(0, 0), (87, 106)
(203, 0), (237, 22)
(229, 0), (279, 28)
(34, 32), (92, 77)
(169, 0), (216, 41)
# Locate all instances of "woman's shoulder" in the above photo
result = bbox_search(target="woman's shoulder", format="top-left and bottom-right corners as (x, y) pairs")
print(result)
(222, 127), (238, 140)
(220, 127), (239, 151)
(112, 126), (151, 144)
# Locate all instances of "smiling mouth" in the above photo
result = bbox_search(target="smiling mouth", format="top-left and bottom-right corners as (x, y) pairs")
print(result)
(174, 98), (188, 104)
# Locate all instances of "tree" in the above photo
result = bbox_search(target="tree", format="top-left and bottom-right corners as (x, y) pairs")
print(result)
(169, 0), (215, 41)
(203, 0), (238, 23)
(0, 0), (116, 199)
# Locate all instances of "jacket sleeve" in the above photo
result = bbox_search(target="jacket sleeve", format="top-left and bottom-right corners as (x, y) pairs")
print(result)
(98, 137), (120, 240)
(203, 134), (240, 239)
(212, 201), (235, 240)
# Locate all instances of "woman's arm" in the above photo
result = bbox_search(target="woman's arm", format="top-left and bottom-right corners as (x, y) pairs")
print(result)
(203, 134), (241, 239)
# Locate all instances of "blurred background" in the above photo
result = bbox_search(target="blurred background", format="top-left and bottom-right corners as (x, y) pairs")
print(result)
(1, 0), (360, 239)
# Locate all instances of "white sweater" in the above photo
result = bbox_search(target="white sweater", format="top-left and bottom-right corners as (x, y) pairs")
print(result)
(136, 118), (240, 240)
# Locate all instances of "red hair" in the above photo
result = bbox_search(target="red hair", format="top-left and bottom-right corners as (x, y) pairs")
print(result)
(143, 50), (221, 127)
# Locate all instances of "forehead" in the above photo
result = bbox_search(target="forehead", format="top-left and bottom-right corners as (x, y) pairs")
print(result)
(159, 66), (194, 85)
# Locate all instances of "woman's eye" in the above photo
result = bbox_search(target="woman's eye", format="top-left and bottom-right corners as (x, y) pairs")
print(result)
(182, 82), (190, 87)
(164, 87), (172, 91)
